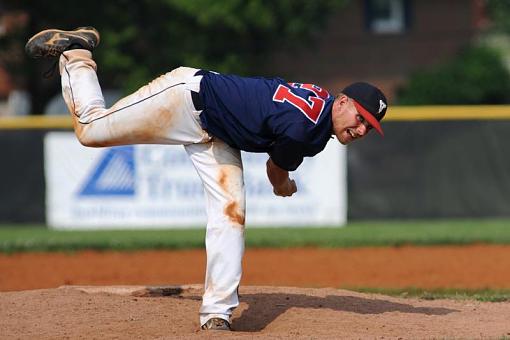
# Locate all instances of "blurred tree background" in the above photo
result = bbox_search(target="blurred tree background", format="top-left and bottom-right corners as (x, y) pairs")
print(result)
(0, 0), (344, 115)
(397, 46), (510, 105)
(485, 0), (510, 34)
(397, 0), (510, 105)
(3, 0), (510, 112)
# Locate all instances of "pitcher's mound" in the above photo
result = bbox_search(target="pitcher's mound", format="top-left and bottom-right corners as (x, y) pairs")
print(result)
(1, 285), (509, 339)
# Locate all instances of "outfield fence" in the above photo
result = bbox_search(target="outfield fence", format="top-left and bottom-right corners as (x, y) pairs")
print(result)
(1, 105), (510, 225)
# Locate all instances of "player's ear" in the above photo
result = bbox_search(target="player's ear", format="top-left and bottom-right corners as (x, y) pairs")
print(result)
(335, 94), (348, 104)
(334, 94), (348, 110)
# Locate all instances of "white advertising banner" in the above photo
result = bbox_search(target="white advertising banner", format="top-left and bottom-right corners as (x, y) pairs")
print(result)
(45, 132), (346, 229)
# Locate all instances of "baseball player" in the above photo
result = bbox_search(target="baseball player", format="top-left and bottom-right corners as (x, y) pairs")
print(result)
(25, 27), (388, 331)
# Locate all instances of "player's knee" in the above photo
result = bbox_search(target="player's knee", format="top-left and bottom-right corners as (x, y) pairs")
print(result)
(75, 129), (105, 148)
(77, 135), (97, 147)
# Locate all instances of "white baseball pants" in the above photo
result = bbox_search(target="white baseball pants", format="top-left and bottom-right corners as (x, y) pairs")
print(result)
(59, 50), (245, 327)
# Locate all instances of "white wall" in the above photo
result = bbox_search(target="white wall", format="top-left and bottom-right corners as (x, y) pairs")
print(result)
(45, 132), (346, 229)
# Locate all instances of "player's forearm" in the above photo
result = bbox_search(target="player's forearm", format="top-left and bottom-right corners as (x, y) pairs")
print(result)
(266, 158), (288, 186)
(266, 158), (297, 197)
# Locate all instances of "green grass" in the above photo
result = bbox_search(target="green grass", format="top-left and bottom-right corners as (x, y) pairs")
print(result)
(0, 226), (206, 253)
(350, 287), (510, 302)
(245, 219), (510, 248)
(1, 219), (510, 253)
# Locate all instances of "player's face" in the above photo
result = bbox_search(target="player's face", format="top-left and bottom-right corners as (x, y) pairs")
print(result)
(331, 95), (372, 145)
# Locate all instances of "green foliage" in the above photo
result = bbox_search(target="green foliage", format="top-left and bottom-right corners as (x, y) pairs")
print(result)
(397, 46), (510, 105)
(486, 0), (510, 34)
(3, 0), (343, 106)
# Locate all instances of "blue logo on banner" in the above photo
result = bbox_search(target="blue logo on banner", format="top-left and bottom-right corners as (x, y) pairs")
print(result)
(78, 146), (136, 196)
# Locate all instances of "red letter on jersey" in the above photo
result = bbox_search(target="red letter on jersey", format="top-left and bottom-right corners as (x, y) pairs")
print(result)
(273, 83), (330, 124)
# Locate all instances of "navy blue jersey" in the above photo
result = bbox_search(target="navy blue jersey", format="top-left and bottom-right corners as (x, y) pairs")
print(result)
(198, 71), (333, 171)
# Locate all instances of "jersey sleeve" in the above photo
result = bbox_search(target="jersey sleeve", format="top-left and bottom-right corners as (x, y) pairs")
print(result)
(268, 136), (306, 172)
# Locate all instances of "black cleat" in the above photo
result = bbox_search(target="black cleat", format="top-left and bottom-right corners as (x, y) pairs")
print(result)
(25, 27), (100, 58)
(200, 318), (231, 331)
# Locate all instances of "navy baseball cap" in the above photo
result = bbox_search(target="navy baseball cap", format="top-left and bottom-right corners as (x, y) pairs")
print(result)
(342, 82), (388, 136)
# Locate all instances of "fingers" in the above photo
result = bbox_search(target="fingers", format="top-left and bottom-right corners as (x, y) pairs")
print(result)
(273, 179), (297, 197)
(289, 179), (297, 194)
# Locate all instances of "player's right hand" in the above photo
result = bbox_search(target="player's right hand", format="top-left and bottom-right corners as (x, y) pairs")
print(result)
(273, 179), (297, 197)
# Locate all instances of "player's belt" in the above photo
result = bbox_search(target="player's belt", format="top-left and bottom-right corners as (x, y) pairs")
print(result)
(194, 69), (208, 76)
(191, 69), (206, 111)
(191, 91), (203, 111)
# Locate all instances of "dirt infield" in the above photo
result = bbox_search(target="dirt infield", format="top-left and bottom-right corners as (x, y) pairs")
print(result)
(1, 285), (510, 339)
(1, 245), (510, 338)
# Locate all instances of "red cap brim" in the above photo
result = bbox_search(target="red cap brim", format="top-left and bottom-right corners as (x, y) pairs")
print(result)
(352, 100), (384, 136)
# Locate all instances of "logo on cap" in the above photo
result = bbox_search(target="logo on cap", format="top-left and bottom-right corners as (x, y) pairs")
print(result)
(378, 100), (387, 114)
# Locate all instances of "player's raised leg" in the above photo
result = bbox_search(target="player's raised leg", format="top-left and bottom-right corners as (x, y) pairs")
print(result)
(26, 27), (209, 147)
(60, 51), (208, 146)
(184, 139), (246, 330)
